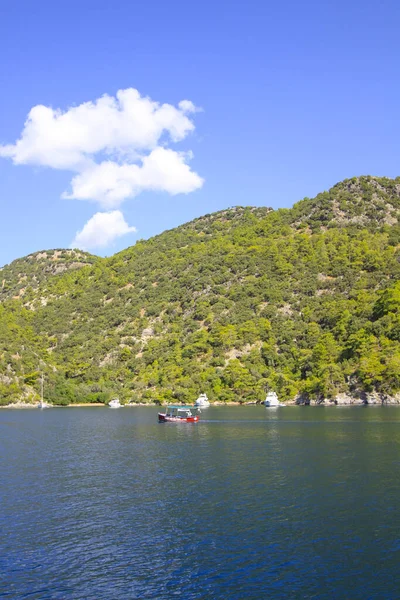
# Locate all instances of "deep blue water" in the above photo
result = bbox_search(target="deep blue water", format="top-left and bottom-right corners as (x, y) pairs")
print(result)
(1, 406), (400, 599)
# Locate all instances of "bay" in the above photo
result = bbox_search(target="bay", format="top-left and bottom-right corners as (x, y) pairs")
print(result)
(1, 406), (400, 599)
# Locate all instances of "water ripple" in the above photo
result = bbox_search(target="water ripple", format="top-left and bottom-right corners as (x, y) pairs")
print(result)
(1, 406), (400, 598)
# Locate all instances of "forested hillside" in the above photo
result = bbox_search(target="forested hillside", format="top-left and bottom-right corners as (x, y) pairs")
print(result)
(0, 249), (98, 302)
(1, 176), (399, 405)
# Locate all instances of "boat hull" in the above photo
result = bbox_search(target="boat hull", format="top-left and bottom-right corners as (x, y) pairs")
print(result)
(109, 400), (122, 408)
(158, 413), (199, 423)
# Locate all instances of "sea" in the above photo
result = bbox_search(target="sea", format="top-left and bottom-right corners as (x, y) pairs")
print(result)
(1, 405), (399, 599)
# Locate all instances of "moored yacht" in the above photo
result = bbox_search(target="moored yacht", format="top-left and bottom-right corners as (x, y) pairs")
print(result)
(264, 391), (285, 407)
(195, 393), (210, 408)
(109, 398), (122, 409)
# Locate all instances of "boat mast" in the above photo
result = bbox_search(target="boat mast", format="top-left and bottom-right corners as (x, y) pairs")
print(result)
(41, 373), (44, 405)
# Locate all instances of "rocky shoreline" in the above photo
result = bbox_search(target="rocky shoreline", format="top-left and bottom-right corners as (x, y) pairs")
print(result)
(291, 392), (400, 406)
(2, 393), (400, 409)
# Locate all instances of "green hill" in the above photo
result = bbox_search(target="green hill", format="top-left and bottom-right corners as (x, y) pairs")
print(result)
(0, 249), (98, 302)
(1, 176), (399, 406)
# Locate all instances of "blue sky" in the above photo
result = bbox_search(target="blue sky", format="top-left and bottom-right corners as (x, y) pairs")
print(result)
(1, 0), (400, 266)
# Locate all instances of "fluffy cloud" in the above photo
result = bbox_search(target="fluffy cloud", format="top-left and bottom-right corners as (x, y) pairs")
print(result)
(0, 88), (204, 248)
(63, 147), (204, 208)
(0, 88), (198, 170)
(71, 210), (136, 250)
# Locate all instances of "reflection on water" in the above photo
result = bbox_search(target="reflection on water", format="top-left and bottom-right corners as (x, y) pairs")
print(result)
(1, 406), (400, 599)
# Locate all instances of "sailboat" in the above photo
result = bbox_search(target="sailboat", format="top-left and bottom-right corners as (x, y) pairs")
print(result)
(38, 373), (50, 409)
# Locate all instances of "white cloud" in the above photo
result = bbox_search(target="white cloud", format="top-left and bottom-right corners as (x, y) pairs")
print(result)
(0, 88), (198, 170)
(63, 147), (204, 208)
(0, 88), (204, 248)
(70, 210), (136, 250)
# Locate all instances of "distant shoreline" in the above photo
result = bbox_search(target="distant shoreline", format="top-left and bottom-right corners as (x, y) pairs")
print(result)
(1, 400), (399, 409)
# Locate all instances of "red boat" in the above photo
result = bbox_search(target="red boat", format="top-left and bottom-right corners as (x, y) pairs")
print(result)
(158, 405), (200, 423)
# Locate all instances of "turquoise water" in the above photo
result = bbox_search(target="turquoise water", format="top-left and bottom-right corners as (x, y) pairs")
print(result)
(1, 406), (400, 599)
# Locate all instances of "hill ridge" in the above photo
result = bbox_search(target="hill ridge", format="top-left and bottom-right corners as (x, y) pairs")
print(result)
(3, 173), (399, 271)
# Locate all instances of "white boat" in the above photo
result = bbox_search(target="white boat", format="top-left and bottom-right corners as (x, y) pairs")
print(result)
(264, 391), (285, 407)
(109, 398), (122, 409)
(195, 393), (210, 408)
(38, 374), (51, 409)
(38, 400), (51, 409)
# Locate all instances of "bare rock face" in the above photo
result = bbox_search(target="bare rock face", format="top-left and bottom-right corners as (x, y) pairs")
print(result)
(361, 392), (380, 405)
(381, 393), (400, 405)
(293, 392), (400, 406)
(332, 393), (360, 405)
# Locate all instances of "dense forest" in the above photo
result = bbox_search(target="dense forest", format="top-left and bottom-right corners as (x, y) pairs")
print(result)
(1, 175), (399, 406)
